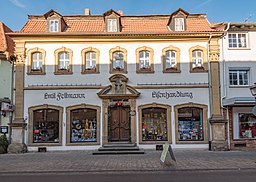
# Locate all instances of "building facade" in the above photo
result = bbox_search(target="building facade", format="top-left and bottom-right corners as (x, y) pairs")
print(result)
(0, 22), (14, 141)
(8, 8), (228, 152)
(221, 23), (256, 150)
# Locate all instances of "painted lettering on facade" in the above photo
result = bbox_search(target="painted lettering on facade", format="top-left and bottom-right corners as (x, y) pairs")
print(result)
(152, 91), (193, 99)
(44, 92), (86, 101)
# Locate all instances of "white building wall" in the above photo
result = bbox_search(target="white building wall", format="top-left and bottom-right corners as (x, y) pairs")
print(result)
(24, 41), (210, 151)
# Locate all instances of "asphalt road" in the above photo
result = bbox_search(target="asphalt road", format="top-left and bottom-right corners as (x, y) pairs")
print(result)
(1, 169), (255, 182)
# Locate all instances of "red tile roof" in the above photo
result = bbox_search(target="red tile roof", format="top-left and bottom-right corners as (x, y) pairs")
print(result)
(20, 11), (221, 34)
(0, 22), (14, 54)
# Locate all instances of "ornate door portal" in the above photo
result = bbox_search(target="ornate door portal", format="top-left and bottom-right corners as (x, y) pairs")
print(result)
(109, 106), (130, 142)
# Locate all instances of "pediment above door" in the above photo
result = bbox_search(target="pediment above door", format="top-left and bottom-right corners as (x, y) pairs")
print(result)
(97, 74), (140, 99)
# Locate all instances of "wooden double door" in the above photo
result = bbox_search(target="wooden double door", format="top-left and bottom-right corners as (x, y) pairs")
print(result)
(109, 106), (130, 142)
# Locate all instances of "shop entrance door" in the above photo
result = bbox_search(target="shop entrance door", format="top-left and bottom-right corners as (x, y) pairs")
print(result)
(109, 106), (130, 142)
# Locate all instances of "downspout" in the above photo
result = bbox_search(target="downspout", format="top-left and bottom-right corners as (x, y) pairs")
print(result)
(8, 55), (16, 143)
(207, 33), (212, 142)
(221, 23), (230, 150)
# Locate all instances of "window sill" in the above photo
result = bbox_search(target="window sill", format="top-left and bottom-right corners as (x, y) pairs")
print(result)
(66, 141), (100, 146)
(54, 71), (73, 75)
(229, 85), (250, 88)
(136, 70), (155, 74)
(228, 48), (251, 50)
(176, 140), (208, 144)
(27, 72), (46, 75)
(81, 70), (99, 74)
(139, 141), (171, 144)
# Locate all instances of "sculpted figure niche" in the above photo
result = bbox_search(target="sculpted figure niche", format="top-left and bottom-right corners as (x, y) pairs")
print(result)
(114, 78), (123, 94)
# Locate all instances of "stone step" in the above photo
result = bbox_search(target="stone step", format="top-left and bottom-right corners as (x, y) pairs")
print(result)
(98, 146), (140, 151)
(92, 150), (145, 155)
(103, 143), (137, 148)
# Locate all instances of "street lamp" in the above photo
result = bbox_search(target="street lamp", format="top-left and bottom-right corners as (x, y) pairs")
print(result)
(250, 83), (256, 116)
(250, 82), (256, 97)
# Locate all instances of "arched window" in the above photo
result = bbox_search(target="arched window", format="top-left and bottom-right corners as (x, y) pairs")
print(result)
(189, 45), (208, 72)
(162, 45), (181, 73)
(136, 46), (154, 73)
(109, 46), (127, 73)
(58, 51), (70, 70)
(27, 48), (46, 75)
(139, 103), (171, 144)
(28, 105), (63, 146)
(175, 103), (208, 143)
(54, 47), (73, 74)
(81, 47), (100, 74)
(66, 104), (100, 145)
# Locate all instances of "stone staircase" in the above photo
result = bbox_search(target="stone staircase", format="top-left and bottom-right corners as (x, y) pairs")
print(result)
(92, 143), (145, 155)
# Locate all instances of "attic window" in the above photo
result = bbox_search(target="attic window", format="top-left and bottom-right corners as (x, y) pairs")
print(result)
(175, 18), (184, 31)
(107, 19), (117, 32)
(50, 20), (59, 32)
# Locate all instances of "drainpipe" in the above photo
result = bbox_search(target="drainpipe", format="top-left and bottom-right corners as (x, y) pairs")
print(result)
(8, 55), (16, 143)
(207, 33), (212, 142)
(221, 23), (230, 150)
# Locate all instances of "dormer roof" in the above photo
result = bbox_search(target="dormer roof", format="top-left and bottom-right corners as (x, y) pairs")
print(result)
(43, 9), (63, 19)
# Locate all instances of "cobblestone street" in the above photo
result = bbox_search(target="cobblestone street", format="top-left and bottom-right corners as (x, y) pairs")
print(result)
(0, 149), (256, 174)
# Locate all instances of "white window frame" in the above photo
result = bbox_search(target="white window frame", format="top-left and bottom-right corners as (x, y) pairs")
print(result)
(50, 20), (59, 32)
(229, 69), (249, 86)
(228, 33), (248, 48)
(192, 50), (203, 68)
(165, 50), (177, 68)
(58, 52), (70, 70)
(112, 51), (124, 69)
(175, 18), (184, 31)
(139, 51), (150, 69)
(31, 52), (43, 71)
(85, 51), (96, 70)
(107, 19), (117, 32)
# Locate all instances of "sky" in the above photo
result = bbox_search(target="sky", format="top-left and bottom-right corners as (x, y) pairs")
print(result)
(1, 0), (256, 31)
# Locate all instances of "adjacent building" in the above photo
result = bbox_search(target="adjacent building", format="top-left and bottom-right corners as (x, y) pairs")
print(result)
(7, 8), (228, 152)
(0, 22), (14, 140)
(221, 23), (256, 150)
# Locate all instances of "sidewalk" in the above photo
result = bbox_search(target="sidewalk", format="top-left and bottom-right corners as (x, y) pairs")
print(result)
(0, 149), (256, 174)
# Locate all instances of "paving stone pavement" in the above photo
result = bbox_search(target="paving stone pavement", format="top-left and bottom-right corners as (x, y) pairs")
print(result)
(0, 149), (256, 174)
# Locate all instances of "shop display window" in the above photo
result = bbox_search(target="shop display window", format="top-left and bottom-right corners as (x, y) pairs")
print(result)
(178, 107), (203, 141)
(70, 108), (97, 142)
(33, 109), (59, 143)
(239, 113), (256, 139)
(142, 107), (167, 141)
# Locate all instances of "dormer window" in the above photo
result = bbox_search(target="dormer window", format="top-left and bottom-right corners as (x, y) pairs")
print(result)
(107, 19), (117, 32)
(50, 20), (59, 32)
(103, 9), (121, 32)
(175, 18), (184, 31)
(168, 9), (188, 32)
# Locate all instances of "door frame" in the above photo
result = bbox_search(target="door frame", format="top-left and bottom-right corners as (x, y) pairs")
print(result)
(108, 105), (131, 142)
(101, 99), (137, 145)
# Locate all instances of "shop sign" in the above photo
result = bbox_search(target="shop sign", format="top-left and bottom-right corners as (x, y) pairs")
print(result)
(44, 92), (85, 101)
(1, 102), (14, 111)
(152, 91), (193, 99)
(160, 143), (176, 164)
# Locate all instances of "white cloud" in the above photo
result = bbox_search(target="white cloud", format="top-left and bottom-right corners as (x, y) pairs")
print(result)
(9, 0), (26, 8)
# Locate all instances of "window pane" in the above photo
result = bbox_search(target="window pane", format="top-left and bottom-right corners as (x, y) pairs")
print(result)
(142, 107), (167, 141)
(239, 113), (256, 139)
(71, 108), (97, 142)
(178, 107), (204, 141)
(33, 109), (59, 143)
